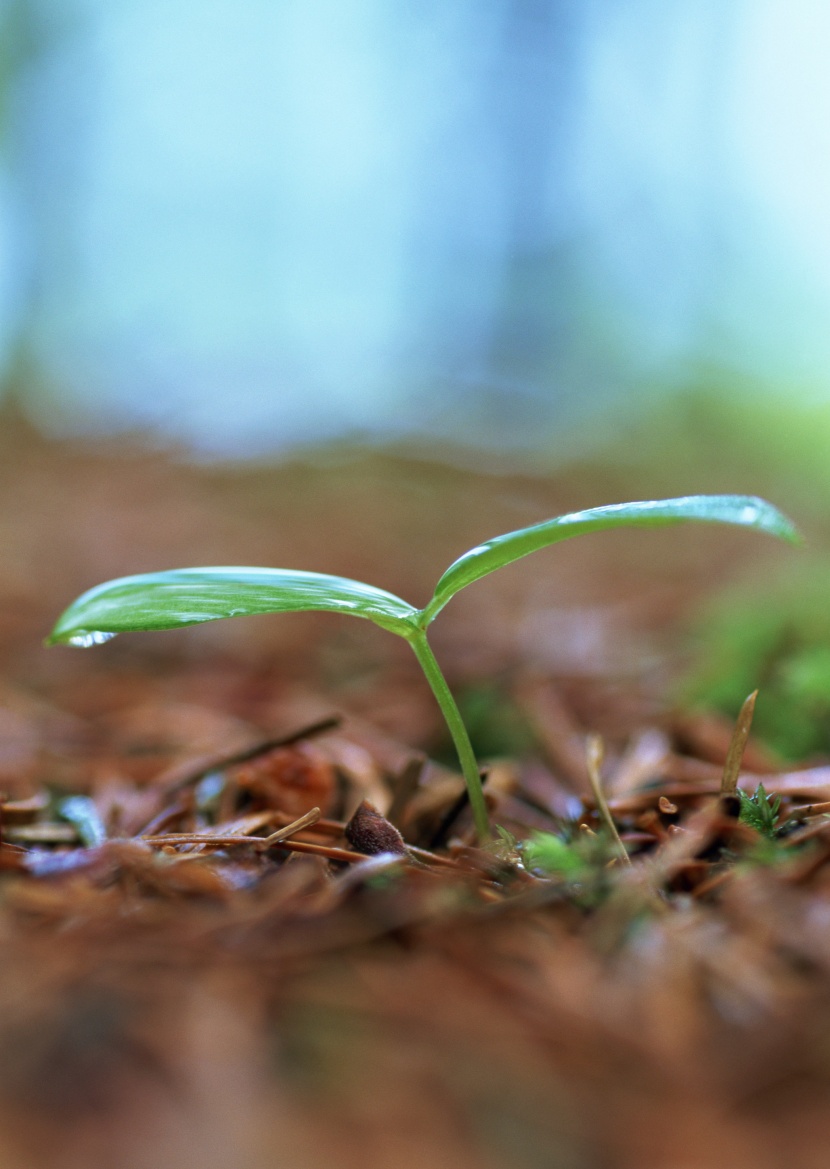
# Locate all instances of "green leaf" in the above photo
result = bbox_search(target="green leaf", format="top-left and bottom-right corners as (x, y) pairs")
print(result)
(48, 567), (421, 645)
(420, 495), (800, 624)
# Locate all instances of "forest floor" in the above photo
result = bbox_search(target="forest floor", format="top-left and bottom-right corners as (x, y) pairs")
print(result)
(0, 410), (827, 1169)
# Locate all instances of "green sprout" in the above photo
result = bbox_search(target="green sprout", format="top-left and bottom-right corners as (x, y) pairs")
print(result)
(48, 495), (798, 842)
(522, 830), (592, 881)
(737, 782), (782, 839)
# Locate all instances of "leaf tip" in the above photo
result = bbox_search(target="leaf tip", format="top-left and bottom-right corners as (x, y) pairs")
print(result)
(745, 496), (802, 545)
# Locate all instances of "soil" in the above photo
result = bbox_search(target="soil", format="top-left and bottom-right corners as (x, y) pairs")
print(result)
(0, 409), (825, 1169)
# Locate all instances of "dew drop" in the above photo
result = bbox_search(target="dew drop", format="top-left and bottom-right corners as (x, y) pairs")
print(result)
(67, 631), (118, 648)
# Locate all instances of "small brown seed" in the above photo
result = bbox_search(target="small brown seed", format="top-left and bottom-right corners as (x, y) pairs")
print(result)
(344, 800), (407, 856)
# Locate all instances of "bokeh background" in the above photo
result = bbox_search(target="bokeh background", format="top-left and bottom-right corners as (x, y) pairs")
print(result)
(0, 0), (828, 457)
(0, 0), (829, 766)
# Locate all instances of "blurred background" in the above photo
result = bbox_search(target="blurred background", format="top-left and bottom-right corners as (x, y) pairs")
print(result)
(0, 0), (829, 764)
(0, 0), (828, 457)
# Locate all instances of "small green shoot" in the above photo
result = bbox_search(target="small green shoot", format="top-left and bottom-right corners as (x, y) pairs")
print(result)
(48, 495), (798, 842)
(521, 827), (624, 909)
(737, 782), (782, 839)
(522, 831), (591, 881)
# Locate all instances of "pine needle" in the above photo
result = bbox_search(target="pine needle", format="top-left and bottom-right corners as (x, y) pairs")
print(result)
(720, 689), (758, 798)
(585, 734), (631, 866)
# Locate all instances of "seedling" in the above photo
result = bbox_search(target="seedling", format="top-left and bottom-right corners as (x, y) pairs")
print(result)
(49, 495), (798, 842)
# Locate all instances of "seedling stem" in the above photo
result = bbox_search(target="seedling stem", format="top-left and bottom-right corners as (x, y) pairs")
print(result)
(408, 630), (492, 841)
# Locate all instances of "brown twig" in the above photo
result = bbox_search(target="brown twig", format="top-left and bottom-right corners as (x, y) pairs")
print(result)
(259, 808), (322, 845)
(142, 831), (366, 863)
(789, 799), (830, 821)
(143, 833), (271, 849)
(265, 838), (368, 863)
(142, 808), (322, 851)
(159, 715), (342, 794)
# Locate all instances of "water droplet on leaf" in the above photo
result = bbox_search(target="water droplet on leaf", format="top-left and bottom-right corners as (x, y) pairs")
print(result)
(67, 631), (118, 648)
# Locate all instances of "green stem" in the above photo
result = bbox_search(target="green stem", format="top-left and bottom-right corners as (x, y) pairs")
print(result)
(408, 630), (491, 842)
